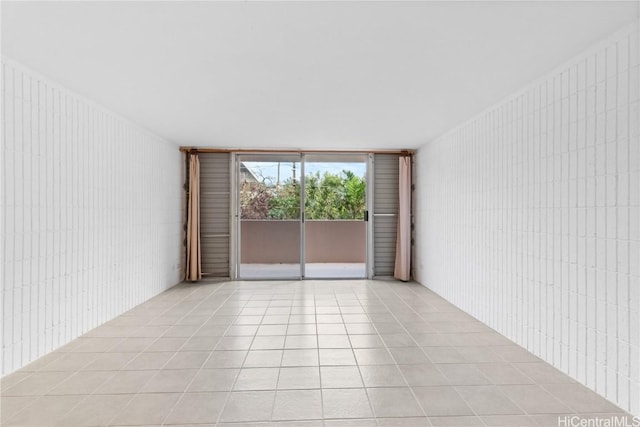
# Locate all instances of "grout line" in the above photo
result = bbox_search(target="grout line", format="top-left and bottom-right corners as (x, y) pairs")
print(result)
(5, 280), (227, 427)
(355, 281), (428, 426)
(384, 280), (569, 424)
(315, 283), (327, 427)
(5, 279), (632, 425)
(104, 280), (231, 426)
(181, 281), (259, 426)
(210, 280), (308, 425)
(365, 280), (489, 426)
(348, 286), (382, 427)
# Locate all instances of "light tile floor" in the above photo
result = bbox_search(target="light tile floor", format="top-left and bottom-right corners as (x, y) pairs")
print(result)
(0, 279), (633, 426)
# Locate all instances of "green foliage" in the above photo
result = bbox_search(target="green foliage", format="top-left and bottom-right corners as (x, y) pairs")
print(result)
(267, 178), (300, 220)
(240, 170), (366, 220)
(304, 170), (365, 219)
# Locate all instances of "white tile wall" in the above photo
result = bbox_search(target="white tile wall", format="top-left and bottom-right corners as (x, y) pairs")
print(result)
(414, 23), (640, 415)
(0, 58), (185, 376)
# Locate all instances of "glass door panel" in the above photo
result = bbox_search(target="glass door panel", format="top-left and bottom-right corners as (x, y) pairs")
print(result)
(238, 154), (302, 279)
(303, 154), (367, 279)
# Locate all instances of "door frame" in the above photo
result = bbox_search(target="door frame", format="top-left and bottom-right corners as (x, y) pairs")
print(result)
(233, 152), (371, 280)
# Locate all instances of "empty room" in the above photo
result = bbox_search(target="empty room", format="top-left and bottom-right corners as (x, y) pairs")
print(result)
(1, 1), (639, 426)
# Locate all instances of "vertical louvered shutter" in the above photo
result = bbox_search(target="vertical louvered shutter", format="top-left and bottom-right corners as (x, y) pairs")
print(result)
(373, 154), (399, 277)
(199, 153), (231, 277)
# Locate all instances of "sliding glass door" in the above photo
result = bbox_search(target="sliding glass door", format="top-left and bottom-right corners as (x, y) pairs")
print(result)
(238, 154), (302, 279)
(236, 153), (368, 280)
(304, 154), (367, 279)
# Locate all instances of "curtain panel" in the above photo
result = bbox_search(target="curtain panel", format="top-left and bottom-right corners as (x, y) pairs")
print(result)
(394, 155), (411, 281)
(186, 153), (202, 281)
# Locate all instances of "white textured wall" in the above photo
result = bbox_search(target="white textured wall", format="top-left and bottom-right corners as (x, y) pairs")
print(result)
(415, 23), (640, 415)
(0, 58), (184, 375)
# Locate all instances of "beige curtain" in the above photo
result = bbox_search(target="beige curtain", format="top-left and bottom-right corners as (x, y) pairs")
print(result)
(186, 153), (202, 281)
(394, 155), (411, 281)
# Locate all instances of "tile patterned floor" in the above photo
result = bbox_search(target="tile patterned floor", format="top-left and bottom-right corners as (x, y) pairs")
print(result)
(0, 279), (632, 426)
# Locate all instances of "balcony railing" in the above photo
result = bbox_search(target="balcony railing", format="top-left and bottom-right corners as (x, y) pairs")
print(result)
(240, 220), (365, 264)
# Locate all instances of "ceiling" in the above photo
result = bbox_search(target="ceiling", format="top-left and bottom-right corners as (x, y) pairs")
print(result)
(2, 1), (638, 150)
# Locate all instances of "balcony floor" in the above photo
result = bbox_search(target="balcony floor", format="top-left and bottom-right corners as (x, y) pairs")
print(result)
(240, 262), (366, 279)
(1, 279), (631, 426)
